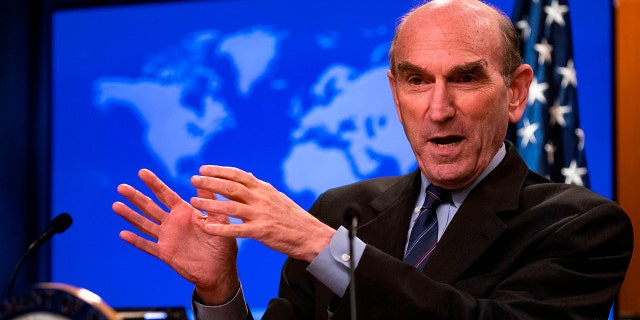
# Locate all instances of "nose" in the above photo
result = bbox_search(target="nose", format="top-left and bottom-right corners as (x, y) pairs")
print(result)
(428, 81), (455, 122)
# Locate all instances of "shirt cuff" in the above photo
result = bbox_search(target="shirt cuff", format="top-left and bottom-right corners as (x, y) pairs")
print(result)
(192, 285), (249, 320)
(306, 226), (365, 296)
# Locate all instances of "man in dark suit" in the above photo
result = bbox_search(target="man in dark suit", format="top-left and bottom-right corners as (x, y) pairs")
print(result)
(113, 0), (633, 319)
(277, 140), (632, 319)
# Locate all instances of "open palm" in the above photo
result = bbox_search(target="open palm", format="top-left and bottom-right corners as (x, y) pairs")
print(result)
(113, 169), (240, 302)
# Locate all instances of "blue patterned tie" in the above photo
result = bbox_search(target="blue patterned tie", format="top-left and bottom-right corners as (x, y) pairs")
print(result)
(404, 184), (451, 270)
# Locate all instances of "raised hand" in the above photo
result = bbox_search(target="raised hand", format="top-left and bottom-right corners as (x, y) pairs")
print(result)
(113, 169), (239, 305)
(189, 165), (336, 263)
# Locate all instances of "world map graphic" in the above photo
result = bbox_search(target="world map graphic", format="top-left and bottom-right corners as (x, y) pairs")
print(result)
(84, 21), (415, 311)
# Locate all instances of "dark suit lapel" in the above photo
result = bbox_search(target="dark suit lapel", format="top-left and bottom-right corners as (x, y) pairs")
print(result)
(423, 143), (530, 283)
(356, 170), (422, 260)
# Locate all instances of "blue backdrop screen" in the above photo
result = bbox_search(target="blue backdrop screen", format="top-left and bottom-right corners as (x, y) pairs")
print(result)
(50, 0), (612, 316)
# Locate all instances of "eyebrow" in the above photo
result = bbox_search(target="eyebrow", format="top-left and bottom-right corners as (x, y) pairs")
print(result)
(450, 59), (489, 78)
(396, 59), (490, 78)
(396, 61), (428, 75)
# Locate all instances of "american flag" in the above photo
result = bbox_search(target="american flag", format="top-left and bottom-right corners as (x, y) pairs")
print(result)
(509, 0), (589, 188)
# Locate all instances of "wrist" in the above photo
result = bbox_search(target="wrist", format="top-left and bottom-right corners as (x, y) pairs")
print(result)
(195, 275), (241, 306)
(302, 225), (336, 263)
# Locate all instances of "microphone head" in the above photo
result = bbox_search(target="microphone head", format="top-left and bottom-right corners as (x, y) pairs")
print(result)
(343, 210), (360, 224)
(51, 213), (73, 234)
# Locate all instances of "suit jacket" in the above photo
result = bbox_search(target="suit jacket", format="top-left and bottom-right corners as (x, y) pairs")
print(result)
(262, 142), (633, 319)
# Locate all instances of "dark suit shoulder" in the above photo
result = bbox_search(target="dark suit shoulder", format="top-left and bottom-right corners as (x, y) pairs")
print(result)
(497, 174), (633, 261)
(519, 174), (624, 217)
(308, 172), (419, 229)
(323, 175), (406, 200)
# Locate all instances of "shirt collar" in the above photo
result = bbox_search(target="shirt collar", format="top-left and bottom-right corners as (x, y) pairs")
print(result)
(420, 143), (507, 208)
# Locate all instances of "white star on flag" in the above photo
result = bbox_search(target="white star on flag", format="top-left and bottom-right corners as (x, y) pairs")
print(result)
(528, 78), (549, 105)
(561, 159), (587, 186)
(544, 0), (568, 26)
(518, 118), (540, 147)
(516, 20), (531, 40)
(534, 38), (553, 64)
(512, 0), (590, 188)
(549, 102), (571, 127)
(575, 128), (585, 151)
(557, 59), (577, 88)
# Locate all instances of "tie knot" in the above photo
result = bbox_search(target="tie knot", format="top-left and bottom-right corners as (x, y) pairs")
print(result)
(424, 184), (451, 209)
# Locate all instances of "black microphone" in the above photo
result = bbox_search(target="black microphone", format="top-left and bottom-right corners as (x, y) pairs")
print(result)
(6, 213), (73, 297)
(343, 210), (360, 320)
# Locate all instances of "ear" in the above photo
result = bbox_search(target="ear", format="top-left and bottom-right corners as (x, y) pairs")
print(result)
(387, 70), (404, 125)
(507, 64), (533, 123)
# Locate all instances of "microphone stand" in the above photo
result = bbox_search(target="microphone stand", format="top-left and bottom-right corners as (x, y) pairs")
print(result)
(5, 213), (72, 297)
(348, 215), (358, 320)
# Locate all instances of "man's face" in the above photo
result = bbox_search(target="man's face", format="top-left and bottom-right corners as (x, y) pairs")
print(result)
(388, 4), (522, 190)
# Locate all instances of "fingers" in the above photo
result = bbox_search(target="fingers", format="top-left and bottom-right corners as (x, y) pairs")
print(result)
(195, 188), (233, 225)
(114, 169), (187, 239)
(119, 230), (159, 257)
(113, 201), (160, 239)
(139, 169), (185, 210)
(199, 165), (259, 188)
(191, 177), (254, 206)
(193, 166), (269, 203)
(196, 187), (217, 202)
(201, 221), (251, 238)
(116, 183), (166, 224)
(190, 196), (253, 221)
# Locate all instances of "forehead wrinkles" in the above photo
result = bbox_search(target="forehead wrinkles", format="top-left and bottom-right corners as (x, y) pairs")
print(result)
(394, 10), (502, 72)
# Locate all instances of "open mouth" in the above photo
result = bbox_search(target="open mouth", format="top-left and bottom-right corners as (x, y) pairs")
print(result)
(431, 136), (463, 145)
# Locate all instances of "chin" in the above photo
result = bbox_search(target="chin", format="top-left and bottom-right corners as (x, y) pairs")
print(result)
(425, 164), (477, 190)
